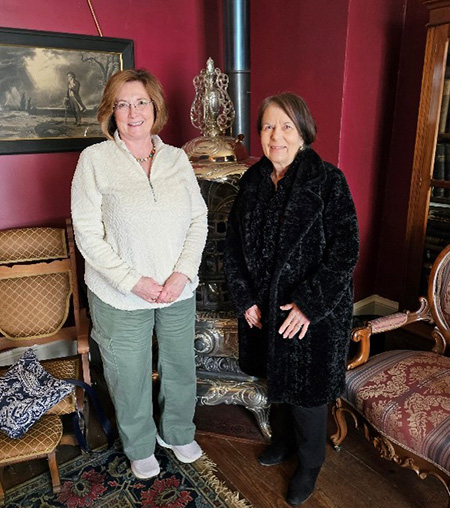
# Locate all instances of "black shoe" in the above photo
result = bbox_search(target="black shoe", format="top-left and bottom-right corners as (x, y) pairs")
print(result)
(257, 443), (292, 466)
(286, 466), (321, 506)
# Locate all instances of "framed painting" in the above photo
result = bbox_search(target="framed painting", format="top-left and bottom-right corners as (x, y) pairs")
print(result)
(0, 27), (134, 154)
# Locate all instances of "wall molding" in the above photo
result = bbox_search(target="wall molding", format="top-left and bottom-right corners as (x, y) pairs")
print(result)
(354, 294), (399, 317)
(0, 341), (76, 367)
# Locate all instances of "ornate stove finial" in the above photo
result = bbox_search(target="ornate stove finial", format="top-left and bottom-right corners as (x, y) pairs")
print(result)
(183, 58), (249, 173)
(190, 58), (235, 137)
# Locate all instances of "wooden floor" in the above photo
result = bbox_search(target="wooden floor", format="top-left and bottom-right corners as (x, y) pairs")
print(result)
(194, 404), (448, 508)
(2, 394), (448, 508)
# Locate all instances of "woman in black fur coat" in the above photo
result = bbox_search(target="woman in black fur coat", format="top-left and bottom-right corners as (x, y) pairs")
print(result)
(224, 93), (359, 506)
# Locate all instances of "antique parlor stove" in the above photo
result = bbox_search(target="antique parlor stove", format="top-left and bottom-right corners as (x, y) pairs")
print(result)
(183, 58), (271, 440)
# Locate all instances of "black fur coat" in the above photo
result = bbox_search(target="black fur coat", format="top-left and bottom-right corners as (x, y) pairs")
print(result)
(224, 147), (359, 407)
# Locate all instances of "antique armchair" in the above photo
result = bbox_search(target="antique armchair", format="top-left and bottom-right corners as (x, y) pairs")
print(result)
(0, 220), (91, 506)
(331, 244), (450, 506)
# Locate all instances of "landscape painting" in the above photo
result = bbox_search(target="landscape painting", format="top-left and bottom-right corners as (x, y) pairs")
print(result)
(0, 28), (134, 154)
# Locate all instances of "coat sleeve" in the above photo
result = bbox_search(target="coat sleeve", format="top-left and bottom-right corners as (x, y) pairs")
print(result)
(223, 186), (256, 317)
(173, 151), (208, 281)
(291, 170), (359, 324)
(71, 149), (141, 294)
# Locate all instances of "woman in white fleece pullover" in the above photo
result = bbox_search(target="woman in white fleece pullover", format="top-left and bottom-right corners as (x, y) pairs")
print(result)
(71, 69), (207, 479)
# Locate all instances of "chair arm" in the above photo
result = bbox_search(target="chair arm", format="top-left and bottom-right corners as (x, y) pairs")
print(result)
(77, 308), (90, 355)
(347, 297), (434, 370)
(347, 326), (372, 370)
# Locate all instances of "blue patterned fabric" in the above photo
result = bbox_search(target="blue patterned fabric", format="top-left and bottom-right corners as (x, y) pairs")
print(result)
(0, 349), (74, 439)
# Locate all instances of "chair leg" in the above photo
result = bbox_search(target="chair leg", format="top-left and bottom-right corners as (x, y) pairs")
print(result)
(81, 393), (90, 448)
(81, 352), (91, 386)
(74, 386), (90, 446)
(0, 467), (5, 507)
(48, 451), (61, 494)
(76, 385), (84, 413)
(330, 399), (349, 449)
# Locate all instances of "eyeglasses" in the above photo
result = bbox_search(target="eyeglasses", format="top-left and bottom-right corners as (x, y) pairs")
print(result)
(114, 99), (153, 112)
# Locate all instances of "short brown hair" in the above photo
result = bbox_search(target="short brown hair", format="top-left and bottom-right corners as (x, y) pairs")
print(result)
(256, 93), (316, 145)
(97, 69), (169, 139)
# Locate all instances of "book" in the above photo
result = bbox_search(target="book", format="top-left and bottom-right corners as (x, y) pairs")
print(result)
(428, 225), (450, 235)
(439, 79), (450, 133)
(430, 196), (450, 205)
(445, 144), (450, 197)
(424, 235), (450, 247)
(428, 216), (450, 228)
(432, 143), (445, 196)
(428, 205), (450, 217)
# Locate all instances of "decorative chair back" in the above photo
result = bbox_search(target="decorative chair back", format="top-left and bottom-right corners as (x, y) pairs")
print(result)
(429, 244), (450, 347)
(0, 227), (67, 264)
(0, 228), (72, 342)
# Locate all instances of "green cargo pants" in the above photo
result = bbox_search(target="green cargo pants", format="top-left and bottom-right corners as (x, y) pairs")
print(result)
(88, 290), (197, 460)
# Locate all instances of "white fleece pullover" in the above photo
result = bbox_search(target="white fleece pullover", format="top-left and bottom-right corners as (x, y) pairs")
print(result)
(71, 133), (208, 310)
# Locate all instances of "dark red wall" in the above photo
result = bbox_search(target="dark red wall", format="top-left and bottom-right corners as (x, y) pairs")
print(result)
(250, 0), (349, 162)
(250, 0), (428, 301)
(339, 0), (427, 300)
(375, 0), (428, 301)
(0, 0), (429, 303)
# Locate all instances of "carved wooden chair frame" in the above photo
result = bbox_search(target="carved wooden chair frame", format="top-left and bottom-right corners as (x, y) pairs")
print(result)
(331, 245), (450, 506)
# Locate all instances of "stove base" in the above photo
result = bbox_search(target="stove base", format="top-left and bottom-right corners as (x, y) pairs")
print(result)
(196, 377), (271, 441)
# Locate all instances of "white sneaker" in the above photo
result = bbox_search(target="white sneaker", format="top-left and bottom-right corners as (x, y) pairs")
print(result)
(131, 454), (160, 479)
(156, 434), (203, 463)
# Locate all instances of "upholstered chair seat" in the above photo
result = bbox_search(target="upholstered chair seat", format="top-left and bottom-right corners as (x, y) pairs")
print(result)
(344, 349), (450, 476)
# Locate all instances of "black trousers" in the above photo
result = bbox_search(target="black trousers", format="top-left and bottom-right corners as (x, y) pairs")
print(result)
(272, 403), (328, 469)
(289, 403), (328, 468)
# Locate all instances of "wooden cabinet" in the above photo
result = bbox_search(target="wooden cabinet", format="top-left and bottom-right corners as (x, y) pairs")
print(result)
(402, 1), (450, 309)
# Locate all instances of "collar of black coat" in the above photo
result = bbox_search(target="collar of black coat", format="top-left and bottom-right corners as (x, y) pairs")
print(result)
(241, 146), (327, 191)
(238, 146), (326, 260)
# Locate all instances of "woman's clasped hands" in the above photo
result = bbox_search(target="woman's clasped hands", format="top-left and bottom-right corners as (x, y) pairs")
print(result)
(244, 304), (262, 329)
(244, 302), (310, 340)
(132, 272), (188, 304)
(279, 303), (310, 339)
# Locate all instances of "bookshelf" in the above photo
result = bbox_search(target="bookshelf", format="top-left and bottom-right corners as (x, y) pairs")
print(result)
(402, 1), (450, 309)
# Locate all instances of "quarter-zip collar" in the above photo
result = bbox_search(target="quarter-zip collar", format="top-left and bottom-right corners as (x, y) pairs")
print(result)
(114, 130), (164, 167)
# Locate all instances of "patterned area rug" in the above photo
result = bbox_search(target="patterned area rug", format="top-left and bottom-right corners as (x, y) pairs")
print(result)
(5, 440), (252, 508)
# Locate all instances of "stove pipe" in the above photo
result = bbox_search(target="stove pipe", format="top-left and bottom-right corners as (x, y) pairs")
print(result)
(223, 0), (250, 150)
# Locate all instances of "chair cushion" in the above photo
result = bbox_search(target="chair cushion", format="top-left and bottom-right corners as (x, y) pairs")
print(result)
(344, 350), (450, 474)
(0, 349), (74, 439)
(0, 414), (62, 465)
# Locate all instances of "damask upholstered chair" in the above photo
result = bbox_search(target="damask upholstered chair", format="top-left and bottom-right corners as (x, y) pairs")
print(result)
(331, 244), (450, 506)
(0, 220), (91, 506)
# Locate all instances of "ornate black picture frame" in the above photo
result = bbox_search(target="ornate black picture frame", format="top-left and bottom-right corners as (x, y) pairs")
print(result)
(0, 27), (134, 155)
